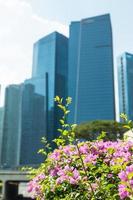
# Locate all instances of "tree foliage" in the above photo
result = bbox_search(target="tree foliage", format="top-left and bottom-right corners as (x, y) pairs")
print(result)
(75, 120), (127, 141)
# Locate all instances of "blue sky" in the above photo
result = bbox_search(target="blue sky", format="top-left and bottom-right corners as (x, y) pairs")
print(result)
(0, 0), (133, 106)
(30, 0), (133, 55)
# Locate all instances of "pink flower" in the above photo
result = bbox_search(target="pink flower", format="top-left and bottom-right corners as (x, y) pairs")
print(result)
(108, 173), (113, 178)
(118, 184), (129, 199)
(56, 165), (80, 185)
(63, 146), (73, 156)
(79, 144), (89, 154)
(50, 150), (61, 160)
(73, 169), (80, 180)
(126, 165), (133, 173)
(56, 175), (69, 184)
(50, 167), (60, 177)
(129, 179), (133, 186)
(37, 173), (45, 180)
(84, 154), (98, 164)
(27, 180), (43, 198)
(118, 171), (128, 181)
(69, 177), (77, 184)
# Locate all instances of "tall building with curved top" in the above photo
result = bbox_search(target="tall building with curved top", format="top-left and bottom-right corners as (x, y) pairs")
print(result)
(68, 14), (115, 124)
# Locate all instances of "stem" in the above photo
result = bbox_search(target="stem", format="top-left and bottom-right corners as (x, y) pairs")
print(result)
(76, 142), (96, 199)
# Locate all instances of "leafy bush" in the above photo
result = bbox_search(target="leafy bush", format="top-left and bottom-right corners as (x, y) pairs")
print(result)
(75, 120), (126, 141)
(27, 97), (133, 200)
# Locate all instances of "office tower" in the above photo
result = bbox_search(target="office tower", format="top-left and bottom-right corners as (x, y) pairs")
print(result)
(68, 14), (115, 124)
(0, 85), (1, 102)
(32, 31), (68, 140)
(0, 32), (68, 167)
(118, 52), (133, 120)
(19, 82), (45, 165)
(0, 107), (4, 165)
(1, 84), (22, 167)
(0, 82), (46, 167)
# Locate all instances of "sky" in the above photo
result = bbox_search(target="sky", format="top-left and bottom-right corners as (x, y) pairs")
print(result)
(0, 0), (133, 106)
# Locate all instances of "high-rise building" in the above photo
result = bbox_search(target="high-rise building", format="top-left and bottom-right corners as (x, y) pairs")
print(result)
(1, 84), (22, 167)
(0, 107), (4, 164)
(0, 31), (68, 168)
(68, 14), (115, 124)
(32, 31), (68, 140)
(0, 82), (46, 167)
(118, 52), (133, 120)
(19, 82), (45, 165)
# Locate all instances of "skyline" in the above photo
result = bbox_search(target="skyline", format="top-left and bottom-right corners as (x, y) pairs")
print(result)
(0, 0), (133, 107)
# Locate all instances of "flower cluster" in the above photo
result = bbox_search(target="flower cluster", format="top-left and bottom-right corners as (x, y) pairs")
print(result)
(56, 165), (81, 185)
(118, 165), (133, 199)
(28, 140), (133, 199)
(27, 173), (45, 199)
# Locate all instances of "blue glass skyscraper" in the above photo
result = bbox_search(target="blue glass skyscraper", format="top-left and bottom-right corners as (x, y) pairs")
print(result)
(0, 107), (4, 165)
(0, 32), (68, 168)
(0, 82), (46, 167)
(68, 14), (115, 123)
(118, 52), (133, 120)
(20, 82), (45, 165)
(0, 84), (22, 167)
(32, 31), (68, 140)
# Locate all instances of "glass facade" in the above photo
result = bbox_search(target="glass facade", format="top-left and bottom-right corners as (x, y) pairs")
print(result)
(0, 85), (22, 167)
(20, 82), (45, 165)
(68, 14), (115, 124)
(118, 52), (133, 120)
(0, 32), (68, 168)
(0, 107), (4, 165)
(0, 81), (46, 167)
(32, 32), (68, 141)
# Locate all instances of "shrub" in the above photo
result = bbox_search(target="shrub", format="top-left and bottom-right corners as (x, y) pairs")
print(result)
(27, 97), (133, 200)
(75, 120), (127, 141)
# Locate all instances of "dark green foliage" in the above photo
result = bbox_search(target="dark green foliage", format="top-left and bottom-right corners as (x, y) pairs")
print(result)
(75, 120), (127, 141)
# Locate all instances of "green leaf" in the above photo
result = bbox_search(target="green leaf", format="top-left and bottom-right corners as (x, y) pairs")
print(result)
(120, 113), (128, 121)
(57, 104), (64, 110)
(66, 97), (72, 105)
(128, 172), (133, 179)
(57, 128), (62, 133)
(71, 124), (77, 131)
(65, 110), (70, 115)
(60, 119), (64, 125)
(107, 147), (115, 154)
(123, 125), (131, 129)
(97, 131), (106, 140)
(62, 130), (68, 136)
(54, 96), (60, 102)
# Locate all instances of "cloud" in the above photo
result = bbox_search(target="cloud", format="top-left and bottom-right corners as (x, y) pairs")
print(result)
(0, 0), (68, 105)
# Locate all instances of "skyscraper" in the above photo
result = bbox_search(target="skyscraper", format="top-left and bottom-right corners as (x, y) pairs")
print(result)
(0, 31), (68, 168)
(68, 14), (115, 124)
(0, 107), (4, 164)
(1, 84), (22, 167)
(19, 83), (45, 165)
(118, 52), (133, 120)
(0, 82), (46, 167)
(32, 31), (68, 140)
